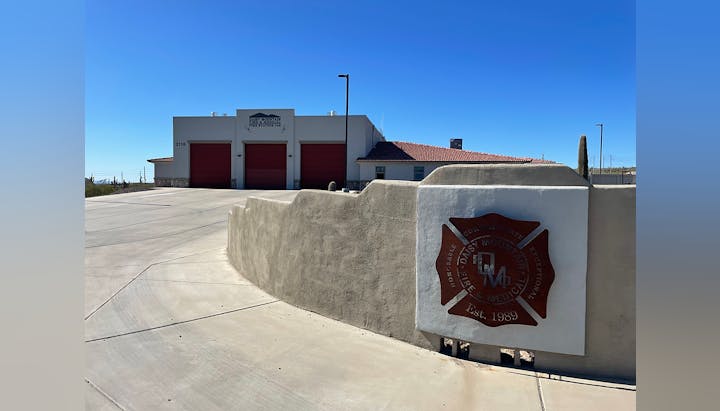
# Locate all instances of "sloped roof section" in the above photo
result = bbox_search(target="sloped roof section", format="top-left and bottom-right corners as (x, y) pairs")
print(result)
(357, 141), (552, 163)
(147, 157), (173, 163)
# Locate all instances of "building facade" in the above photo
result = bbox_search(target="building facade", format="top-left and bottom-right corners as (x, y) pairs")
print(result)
(149, 108), (550, 190)
(149, 108), (384, 189)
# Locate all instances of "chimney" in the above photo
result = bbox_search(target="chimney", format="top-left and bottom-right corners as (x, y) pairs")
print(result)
(450, 138), (463, 149)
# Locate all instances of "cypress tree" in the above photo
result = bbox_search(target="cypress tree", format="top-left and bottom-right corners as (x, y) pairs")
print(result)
(578, 135), (589, 180)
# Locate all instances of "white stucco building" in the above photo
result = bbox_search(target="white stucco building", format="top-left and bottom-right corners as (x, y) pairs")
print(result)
(148, 108), (550, 190)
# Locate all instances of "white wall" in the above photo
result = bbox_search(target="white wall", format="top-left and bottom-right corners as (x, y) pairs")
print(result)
(172, 116), (235, 179)
(152, 162), (174, 179)
(236, 109), (295, 189)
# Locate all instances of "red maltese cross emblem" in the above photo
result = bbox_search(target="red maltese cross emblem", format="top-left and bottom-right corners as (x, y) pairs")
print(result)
(435, 213), (555, 327)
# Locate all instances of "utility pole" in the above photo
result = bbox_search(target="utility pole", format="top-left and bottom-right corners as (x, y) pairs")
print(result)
(595, 123), (604, 174)
(338, 73), (349, 190)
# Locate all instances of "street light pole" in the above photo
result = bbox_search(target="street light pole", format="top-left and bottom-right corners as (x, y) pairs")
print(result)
(595, 123), (604, 174)
(338, 73), (349, 189)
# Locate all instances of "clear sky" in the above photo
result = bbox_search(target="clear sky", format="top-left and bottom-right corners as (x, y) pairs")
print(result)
(86, 0), (635, 182)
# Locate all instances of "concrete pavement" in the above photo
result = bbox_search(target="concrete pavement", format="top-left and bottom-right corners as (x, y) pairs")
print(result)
(85, 188), (635, 410)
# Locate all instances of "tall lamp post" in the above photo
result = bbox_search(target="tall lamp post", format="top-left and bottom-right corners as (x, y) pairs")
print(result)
(338, 73), (349, 190)
(595, 123), (604, 175)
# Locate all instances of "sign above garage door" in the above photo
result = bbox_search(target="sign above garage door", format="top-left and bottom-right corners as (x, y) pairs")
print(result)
(249, 113), (281, 128)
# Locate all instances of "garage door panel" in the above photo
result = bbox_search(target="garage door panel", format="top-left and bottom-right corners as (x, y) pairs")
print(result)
(245, 144), (286, 189)
(301, 144), (345, 189)
(190, 143), (231, 188)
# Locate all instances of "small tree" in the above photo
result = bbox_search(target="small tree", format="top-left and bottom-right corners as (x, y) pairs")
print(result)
(577, 135), (589, 180)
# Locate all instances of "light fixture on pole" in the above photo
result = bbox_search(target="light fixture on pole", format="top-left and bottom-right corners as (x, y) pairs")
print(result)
(338, 73), (349, 190)
(595, 123), (604, 175)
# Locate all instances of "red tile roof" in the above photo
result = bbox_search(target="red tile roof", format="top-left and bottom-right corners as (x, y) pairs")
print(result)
(147, 157), (173, 163)
(357, 142), (552, 163)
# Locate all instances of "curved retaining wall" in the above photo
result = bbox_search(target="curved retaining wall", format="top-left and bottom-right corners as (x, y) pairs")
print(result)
(228, 179), (425, 346)
(227, 164), (636, 382)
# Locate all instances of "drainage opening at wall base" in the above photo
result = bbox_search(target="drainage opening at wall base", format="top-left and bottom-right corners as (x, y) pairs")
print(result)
(439, 337), (470, 360)
(440, 337), (454, 356)
(500, 348), (535, 368)
(519, 350), (535, 368)
(500, 348), (515, 365)
(458, 342), (470, 360)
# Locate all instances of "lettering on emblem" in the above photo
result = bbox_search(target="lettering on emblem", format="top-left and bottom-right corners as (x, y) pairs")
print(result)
(434, 213), (555, 327)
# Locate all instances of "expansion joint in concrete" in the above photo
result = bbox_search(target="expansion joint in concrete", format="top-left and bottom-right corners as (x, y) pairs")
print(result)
(85, 220), (226, 249)
(535, 372), (547, 411)
(84, 248), (225, 321)
(86, 378), (126, 410)
(85, 300), (279, 343)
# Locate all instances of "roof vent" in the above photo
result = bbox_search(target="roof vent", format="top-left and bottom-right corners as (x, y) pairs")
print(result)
(211, 112), (217, 117)
(450, 138), (463, 149)
(328, 110), (336, 116)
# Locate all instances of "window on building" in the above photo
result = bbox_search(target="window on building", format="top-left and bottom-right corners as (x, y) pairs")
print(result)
(413, 166), (425, 181)
(375, 166), (385, 180)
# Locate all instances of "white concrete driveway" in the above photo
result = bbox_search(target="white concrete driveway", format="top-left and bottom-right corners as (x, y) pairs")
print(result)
(85, 188), (635, 410)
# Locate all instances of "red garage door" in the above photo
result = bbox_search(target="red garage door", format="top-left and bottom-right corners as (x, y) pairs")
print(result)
(190, 143), (231, 188)
(245, 143), (286, 189)
(301, 143), (345, 189)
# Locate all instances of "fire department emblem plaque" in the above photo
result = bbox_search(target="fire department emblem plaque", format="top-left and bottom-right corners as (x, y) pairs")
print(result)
(416, 185), (589, 355)
(435, 213), (554, 327)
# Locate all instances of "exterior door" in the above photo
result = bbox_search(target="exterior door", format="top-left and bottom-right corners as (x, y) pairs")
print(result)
(189, 143), (231, 188)
(245, 143), (287, 189)
(301, 143), (345, 189)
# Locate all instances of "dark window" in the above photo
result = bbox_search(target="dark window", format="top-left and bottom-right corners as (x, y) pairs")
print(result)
(375, 166), (385, 180)
(413, 166), (425, 181)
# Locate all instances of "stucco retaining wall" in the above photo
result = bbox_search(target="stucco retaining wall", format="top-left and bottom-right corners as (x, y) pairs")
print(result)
(227, 164), (635, 382)
(228, 180), (428, 347)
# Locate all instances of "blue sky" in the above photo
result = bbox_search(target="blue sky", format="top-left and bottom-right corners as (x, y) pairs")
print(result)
(86, 0), (635, 181)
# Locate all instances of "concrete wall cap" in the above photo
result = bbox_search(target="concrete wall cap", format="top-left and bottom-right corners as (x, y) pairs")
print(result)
(420, 163), (590, 187)
(591, 184), (637, 189)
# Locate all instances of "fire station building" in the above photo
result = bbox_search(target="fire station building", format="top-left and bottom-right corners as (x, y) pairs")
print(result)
(149, 108), (383, 190)
(148, 108), (547, 190)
